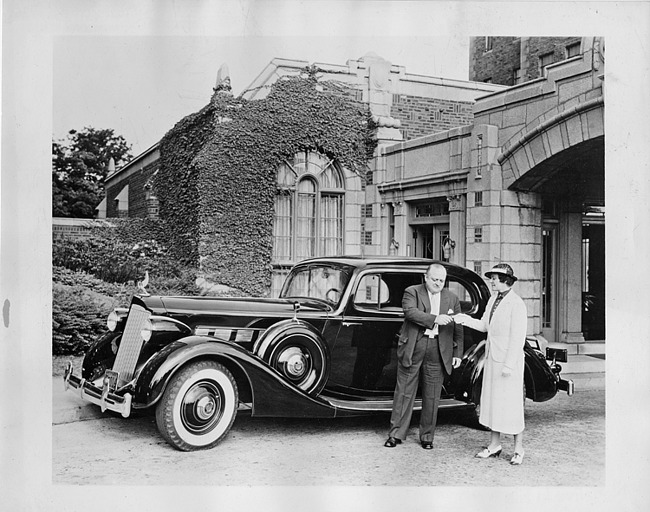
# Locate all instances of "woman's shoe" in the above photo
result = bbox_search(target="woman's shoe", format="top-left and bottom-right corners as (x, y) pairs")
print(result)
(510, 452), (524, 465)
(475, 445), (502, 458)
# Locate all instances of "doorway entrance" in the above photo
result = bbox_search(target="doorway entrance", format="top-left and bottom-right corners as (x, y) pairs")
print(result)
(582, 221), (605, 340)
(412, 225), (450, 261)
(541, 225), (558, 341)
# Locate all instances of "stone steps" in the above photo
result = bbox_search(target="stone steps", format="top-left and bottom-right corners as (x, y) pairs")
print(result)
(548, 340), (605, 356)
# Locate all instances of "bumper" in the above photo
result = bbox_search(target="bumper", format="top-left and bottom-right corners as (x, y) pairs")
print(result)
(63, 362), (133, 418)
(558, 377), (574, 396)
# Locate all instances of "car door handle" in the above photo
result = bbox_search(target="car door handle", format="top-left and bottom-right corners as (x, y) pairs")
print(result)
(342, 321), (362, 327)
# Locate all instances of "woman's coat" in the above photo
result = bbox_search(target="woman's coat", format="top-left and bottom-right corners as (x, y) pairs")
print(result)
(463, 289), (528, 434)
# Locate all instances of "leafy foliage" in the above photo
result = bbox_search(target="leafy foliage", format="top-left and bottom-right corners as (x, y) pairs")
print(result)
(52, 219), (192, 284)
(157, 73), (377, 295)
(53, 127), (132, 218)
(52, 279), (120, 355)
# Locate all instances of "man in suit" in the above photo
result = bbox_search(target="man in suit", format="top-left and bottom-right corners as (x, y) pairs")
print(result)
(384, 263), (464, 449)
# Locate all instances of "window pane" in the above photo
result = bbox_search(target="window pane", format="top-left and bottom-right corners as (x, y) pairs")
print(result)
(320, 165), (343, 189)
(293, 152), (307, 176)
(296, 179), (316, 259)
(307, 151), (329, 174)
(277, 163), (296, 186)
(320, 193), (343, 255)
(273, 191), (293, 260)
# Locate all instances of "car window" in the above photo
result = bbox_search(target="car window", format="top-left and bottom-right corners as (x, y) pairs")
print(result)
(354, 274), (390, 306)
(447, 280), (478, 314)
(353, 272), (422, 312)
(281, 264), (351, 304)
(353, 270), (479, 314)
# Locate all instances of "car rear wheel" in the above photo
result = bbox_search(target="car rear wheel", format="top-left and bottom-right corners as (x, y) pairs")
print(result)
(155, 360), (238, 451)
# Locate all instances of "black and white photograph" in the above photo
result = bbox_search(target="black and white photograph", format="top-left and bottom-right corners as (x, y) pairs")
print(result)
(2, 1), (649, 511)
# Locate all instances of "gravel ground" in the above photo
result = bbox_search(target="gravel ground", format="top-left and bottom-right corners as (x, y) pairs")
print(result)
(52, 374), (604, 486)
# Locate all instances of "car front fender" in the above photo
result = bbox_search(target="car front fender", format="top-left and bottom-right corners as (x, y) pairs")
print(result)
(134, 335), (337, 418)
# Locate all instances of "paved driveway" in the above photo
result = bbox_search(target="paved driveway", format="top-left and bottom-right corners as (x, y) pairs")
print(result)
(53, 384), (604, 487)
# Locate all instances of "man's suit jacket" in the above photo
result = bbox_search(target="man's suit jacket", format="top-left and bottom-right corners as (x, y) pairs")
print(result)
(396, 284), (463, 374)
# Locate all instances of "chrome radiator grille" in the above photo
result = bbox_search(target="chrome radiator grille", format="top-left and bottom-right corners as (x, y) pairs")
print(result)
(112, 303), (150, 387)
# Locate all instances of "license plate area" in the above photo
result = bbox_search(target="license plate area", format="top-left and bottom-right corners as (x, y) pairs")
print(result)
(104, 370), (119, 391)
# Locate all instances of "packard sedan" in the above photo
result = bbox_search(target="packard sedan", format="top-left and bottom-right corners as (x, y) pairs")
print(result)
(64, 257), (573, 451)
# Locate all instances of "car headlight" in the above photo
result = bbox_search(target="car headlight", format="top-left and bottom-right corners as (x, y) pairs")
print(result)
(107, 310), (120, 331)
(141, 318), (153, 342)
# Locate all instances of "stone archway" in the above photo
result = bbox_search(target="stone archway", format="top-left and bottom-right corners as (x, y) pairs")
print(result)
(498, 97), (604, 192)
(497, 98), (604, 344)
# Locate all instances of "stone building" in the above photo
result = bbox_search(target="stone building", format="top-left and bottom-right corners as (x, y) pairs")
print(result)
(101, 39), (605, 350)
(380, 37), (604, 346)
(469, 36), (584, 86)
(102, 53), (503, 294)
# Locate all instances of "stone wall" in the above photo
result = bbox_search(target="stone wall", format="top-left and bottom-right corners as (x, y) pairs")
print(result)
(469, 37), (581, 86)
(391, 95), (474, 140)
(469, 37), (521, 85)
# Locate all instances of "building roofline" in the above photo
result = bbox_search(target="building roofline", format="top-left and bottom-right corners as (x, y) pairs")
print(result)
(105, 141), (160, 183)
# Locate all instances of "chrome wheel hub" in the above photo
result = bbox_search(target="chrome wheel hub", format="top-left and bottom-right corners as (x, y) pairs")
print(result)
(278, 347), (309, 378)
(196, 395), (216, 420)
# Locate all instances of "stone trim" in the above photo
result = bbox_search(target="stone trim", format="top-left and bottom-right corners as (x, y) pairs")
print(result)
(497, 95), (603, 165)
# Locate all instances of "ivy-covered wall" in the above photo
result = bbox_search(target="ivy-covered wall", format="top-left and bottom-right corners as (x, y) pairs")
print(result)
(157, 73), (377, 295)
(157, 103), (223, 265)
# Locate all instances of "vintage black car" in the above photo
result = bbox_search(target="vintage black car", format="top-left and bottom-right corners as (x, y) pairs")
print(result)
(64, 257), (573, 451)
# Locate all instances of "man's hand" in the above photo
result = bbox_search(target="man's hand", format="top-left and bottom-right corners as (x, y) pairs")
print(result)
(452, 357), (461, 369)
(436, 314), (454, 326)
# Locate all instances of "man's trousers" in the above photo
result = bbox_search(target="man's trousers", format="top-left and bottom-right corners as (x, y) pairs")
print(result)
(388, 335), (445, 443)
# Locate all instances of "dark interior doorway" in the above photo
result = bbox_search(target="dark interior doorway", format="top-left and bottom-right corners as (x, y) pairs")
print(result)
(582, 223), (605, 340)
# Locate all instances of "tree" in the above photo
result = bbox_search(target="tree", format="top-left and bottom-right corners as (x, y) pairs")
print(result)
(53, 127), (132, 218)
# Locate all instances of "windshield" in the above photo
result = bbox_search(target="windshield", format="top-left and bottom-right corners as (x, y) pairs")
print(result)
(280, 264), (352, 305)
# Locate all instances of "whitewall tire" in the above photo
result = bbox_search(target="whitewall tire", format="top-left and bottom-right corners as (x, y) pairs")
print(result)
(155, 360), (238, 451)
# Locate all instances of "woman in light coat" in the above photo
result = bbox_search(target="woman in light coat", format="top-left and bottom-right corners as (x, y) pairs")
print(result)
(455, 263), (527, 465)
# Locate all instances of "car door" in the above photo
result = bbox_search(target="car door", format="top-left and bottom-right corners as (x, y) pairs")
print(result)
(327, 269), (423, 395)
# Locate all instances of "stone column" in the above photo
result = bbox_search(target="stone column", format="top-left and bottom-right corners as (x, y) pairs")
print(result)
(391, 201), (409, 256)
(446, 194), (466, 265)
(558, 201), (585, 343)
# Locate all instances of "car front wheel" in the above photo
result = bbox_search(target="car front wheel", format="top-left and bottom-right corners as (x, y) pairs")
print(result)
(155, 360), (238, 451)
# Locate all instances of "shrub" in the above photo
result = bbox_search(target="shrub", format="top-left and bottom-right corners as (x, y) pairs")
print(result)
(52, 282), (119, 355)
(52, 220), (196, 284)
(51, 266), (204, 355)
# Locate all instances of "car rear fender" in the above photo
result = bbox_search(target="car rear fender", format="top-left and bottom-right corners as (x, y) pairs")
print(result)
(453, 340), (486, 403)
(453, 340), (557, 403)
(523, 343), (559, 402)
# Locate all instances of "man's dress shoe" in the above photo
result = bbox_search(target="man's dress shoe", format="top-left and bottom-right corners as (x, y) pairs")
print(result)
(384, 437), (402, 448)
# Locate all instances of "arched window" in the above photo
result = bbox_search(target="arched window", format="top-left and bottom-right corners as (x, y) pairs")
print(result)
(274, 151), (345, 263)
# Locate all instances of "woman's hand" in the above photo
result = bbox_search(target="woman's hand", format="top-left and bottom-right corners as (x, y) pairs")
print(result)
(453, 313), (471, 325)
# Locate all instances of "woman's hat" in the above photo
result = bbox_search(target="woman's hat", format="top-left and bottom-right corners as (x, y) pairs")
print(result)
(485, 263), (518, 281)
